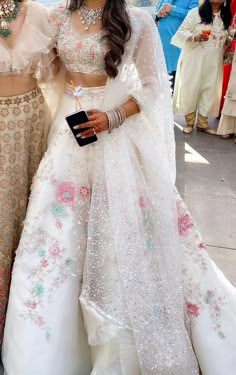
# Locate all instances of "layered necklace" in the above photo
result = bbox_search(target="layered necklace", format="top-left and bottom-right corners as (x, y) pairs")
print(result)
(0, 0), (20, 38)
(78, 3), (104, 31)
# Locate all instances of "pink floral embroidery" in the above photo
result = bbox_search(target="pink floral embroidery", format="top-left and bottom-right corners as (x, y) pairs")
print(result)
(25, 300), (37, 309)
(34, 316), (46, 328)
(56, 181), (76, 204)
(40, 259), (48, 268)
(89, 51), (95, 60)
(79, 185), (90, 198)
(23, 105), (30, 113)
(186, 301), (199, 317)
(184, 278), (227, 338)
(76, 41), (83, 49)
(56, 219), (62, 228)
(206, 290), (214, 298)
(177, 199), (208, 272)
(1, 109), (9, 117)
(138, 196), (146, 209)
(19, 223), (74, 339)
(49, 243), (61, 257)
(198, 242), (206, 250)
(178, 213), (194, 236)
(50, 13), (58, 21)
(0, 122), (6, 130)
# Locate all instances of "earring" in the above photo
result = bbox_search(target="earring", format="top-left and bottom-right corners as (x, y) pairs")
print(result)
(224, 0), (226, 6)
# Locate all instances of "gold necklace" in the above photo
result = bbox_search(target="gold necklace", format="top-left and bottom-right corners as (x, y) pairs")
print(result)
(0, 0), (20, 38)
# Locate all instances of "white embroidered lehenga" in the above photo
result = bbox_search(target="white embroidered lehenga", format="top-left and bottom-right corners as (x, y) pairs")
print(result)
(2, 5), (236, 375)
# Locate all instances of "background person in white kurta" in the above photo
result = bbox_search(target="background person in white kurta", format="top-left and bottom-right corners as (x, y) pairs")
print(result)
(171, 0), (231, 134)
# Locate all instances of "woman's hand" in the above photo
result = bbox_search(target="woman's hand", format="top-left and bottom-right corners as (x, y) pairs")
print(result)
(157, 4), (172, 19)
(162, 3), (172, 13)
(192, 33), (210, 42)
(157, 9), (167, 18)
(73, 109), (108, 139)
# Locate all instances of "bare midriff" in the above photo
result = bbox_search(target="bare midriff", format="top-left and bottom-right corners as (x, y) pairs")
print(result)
(0, 75), (37, 97)
(66, 71), (107, 88)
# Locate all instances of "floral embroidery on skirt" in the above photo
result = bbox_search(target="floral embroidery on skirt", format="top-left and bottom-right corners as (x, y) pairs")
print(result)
(0, 87), (46, 345)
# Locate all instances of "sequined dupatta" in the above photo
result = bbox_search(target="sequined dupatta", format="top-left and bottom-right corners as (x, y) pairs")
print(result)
(80, 7), (198, 374)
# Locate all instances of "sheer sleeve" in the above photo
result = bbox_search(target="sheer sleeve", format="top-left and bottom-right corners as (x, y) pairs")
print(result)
(0, 2), (57, 81)
(32, 3), (57, 81)
(171, 7), (199, 48)
(131, 11), (169, 108)
(129, 9), (176, 182)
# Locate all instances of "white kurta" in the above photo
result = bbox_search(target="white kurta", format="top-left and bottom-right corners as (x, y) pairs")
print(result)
(171, 8), (227, 117)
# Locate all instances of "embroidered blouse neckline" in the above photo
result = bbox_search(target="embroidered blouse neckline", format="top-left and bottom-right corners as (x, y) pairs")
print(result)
(70, 12), (104, 39)
(0, 3), (30, 50)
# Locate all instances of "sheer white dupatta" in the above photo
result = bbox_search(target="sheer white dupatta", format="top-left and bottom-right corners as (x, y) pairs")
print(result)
(81, 7), (198, 374)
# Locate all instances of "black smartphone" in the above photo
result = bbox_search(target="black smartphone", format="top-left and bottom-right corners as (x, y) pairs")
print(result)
(65, 110), (97, 147)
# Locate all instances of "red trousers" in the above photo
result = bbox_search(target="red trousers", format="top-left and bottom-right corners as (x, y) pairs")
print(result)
(220, 63), (232, 113)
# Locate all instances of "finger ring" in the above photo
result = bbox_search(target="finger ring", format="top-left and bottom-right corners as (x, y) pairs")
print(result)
(93, 127), (96, 135)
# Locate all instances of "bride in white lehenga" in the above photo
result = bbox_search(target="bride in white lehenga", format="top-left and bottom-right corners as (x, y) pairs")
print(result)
(2, 0), (236, 374)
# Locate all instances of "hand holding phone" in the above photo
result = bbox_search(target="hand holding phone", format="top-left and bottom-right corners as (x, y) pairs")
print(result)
(65, 110), (97, 147)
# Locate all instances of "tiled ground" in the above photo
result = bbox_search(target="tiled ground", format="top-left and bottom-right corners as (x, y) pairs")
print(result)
(175, 114), (236, 286)
(0, 115), (235, 374)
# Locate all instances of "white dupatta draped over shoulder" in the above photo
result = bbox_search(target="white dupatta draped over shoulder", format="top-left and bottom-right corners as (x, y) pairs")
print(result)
(77, 7), (198, 374)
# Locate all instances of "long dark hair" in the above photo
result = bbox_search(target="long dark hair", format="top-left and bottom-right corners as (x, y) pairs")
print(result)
(68, 0), (131, 78)
(199, 0), (232, 29)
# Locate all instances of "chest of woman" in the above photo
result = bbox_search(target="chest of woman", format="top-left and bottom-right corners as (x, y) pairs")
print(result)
(0, 2), (54, 79)
(191, 14), (228, 50)
(57, 18), (107, 75)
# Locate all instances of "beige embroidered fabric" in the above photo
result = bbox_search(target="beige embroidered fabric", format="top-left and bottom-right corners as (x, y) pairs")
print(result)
(0, 88), (48, 345)
(0, 1), (55, 347)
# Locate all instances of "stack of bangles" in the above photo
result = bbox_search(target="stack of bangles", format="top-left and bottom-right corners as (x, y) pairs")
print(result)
(105, 106), (127, 133)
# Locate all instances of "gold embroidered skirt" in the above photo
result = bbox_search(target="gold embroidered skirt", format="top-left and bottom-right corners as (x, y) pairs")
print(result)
(0, 87), (47, 345)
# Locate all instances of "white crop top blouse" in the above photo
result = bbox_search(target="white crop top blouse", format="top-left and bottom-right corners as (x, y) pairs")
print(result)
(49, 5), (108, 76)
(0, 1), (55, 80)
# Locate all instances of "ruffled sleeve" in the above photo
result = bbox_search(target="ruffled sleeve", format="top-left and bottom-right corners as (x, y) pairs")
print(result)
(0, 2), (56, 81)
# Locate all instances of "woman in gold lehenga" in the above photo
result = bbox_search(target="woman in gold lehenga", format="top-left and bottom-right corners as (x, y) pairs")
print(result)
(0, 0), (56, 346)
